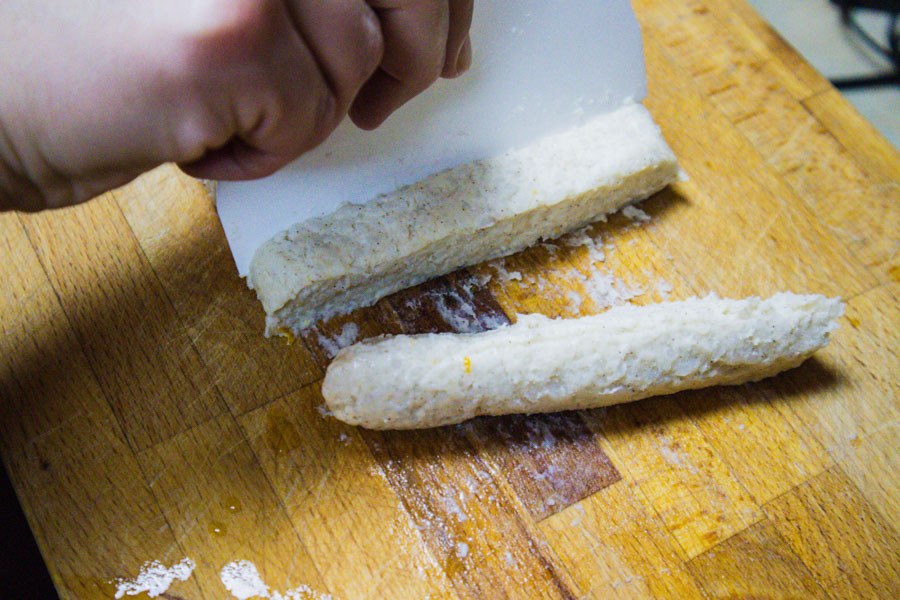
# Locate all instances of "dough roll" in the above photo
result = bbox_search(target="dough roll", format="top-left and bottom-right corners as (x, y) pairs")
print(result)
(249, 103), (679, 335)
(322, 294), (844, 429)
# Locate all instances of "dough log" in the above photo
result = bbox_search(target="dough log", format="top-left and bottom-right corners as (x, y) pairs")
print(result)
(249, 103), (679, 335)
(322, 294), (844, 429)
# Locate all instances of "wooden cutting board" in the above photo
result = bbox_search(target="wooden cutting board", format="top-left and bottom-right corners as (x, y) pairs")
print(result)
(1, 1), (897, 598)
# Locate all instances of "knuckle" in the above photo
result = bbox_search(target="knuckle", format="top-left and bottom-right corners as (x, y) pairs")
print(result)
(354, 6), (385, 79)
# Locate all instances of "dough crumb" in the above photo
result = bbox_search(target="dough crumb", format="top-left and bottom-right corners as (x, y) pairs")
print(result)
(622, 205), (651, 223)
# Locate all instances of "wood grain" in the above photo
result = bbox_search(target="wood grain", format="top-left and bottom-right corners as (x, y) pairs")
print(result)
(678, 382), (832, 505)
(585, 397), (762, 561)
(18, 198), (226, 451)
(686, 519), (827, 598)
(0, 214), (202, 600)
(641, 0), (899, 287)
(776, 283), (900, 526)
(803, 89), (900, 187)
(238, 383), (454, 599)
(117, 169), (322, 416)
(136, 413), (328, 598)
(675, 0), (833, 100)
(764, 467), (900, 599)
(0, 0), (897, 598)
(642, 34), (877, 300)
(540, 482), (706, 599)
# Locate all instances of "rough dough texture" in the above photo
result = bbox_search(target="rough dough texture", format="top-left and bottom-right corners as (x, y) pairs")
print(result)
(322, 294), (844, 429)
(249, 103), (679, 335)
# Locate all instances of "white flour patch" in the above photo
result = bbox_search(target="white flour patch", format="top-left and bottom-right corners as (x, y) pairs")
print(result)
(428, 277), (508, 333)
(580, 270), (643, 309)
(220, 560), (268, 600)
(488, 259), (523, 283)
(220, 560), (332, 600)
(455, 542), (470, 559)
(561, 226), (606, 263)
(433, 290), (482, 332)
(114, 558), (195, 599)
(316, 403), (333, 418)
(655, 278), (673, 299)
(442, 490), (469, 523)
(565, 290), (583, 313)
(317, 322), (360, 359)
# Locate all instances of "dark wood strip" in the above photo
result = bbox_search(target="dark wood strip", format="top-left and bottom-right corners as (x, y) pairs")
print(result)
(386, 271), (621, 521)
(388, 270), (510, 334)
(465, 414), (620, 521)
(366, 426), (578, 599)
(305, 275), (578, 597)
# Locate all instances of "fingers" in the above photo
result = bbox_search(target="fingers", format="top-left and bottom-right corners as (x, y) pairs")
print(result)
(442, 0), (473, 78)
(181, 0), (385, 180)
(285, 0), (384, 113)
(181, 0), (473, 180)
(350, 0), (450, 129)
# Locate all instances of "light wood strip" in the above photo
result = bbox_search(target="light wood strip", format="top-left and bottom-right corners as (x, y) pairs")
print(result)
(773, 284), (899, 526)
(540, 481), (705, 599)
(641, 27), (877, 300)
(641, 1), (899, 285)
(238, 383), (455, 599)
(678, 383), (832, 505)
(836, 421), (900, 534)
(686, 519), (828, 598)
(777, 283), (898, 453)
(0, 214), (201, 600)
(584, 397), (761, 561)
(686, 0), (833, 99)
(803, 89), (900, 187)
(18, 196), (226, 450)
(117, 167), (322, 415)
(136, 413), (327, 599)
(636, 0), (830, 100)
(764, 467), (900, 599)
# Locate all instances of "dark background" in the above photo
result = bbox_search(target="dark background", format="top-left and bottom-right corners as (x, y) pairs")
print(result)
(1, 462), (58, 599)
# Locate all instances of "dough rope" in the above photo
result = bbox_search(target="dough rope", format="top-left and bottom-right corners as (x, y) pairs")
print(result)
(322, 294), (844, 429)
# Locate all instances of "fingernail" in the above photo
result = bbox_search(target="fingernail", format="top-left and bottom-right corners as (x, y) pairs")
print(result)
(455, 37), (472, 75)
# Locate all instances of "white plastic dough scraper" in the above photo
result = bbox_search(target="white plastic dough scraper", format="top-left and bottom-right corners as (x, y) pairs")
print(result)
(216, 0), (647, 276)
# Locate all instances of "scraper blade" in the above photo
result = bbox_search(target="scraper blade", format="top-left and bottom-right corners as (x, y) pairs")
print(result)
(216, 0), (646, 275)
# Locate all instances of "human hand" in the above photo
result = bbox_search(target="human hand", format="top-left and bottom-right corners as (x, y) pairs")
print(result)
(0, 0), (473, 211)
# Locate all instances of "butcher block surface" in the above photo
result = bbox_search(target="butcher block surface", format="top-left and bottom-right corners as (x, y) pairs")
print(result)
(1, 1), (898, 598)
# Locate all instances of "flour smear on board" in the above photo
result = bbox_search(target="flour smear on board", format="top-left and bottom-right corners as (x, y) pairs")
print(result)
(220, 560), (332, 600)
(113, 558), (195, 598)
